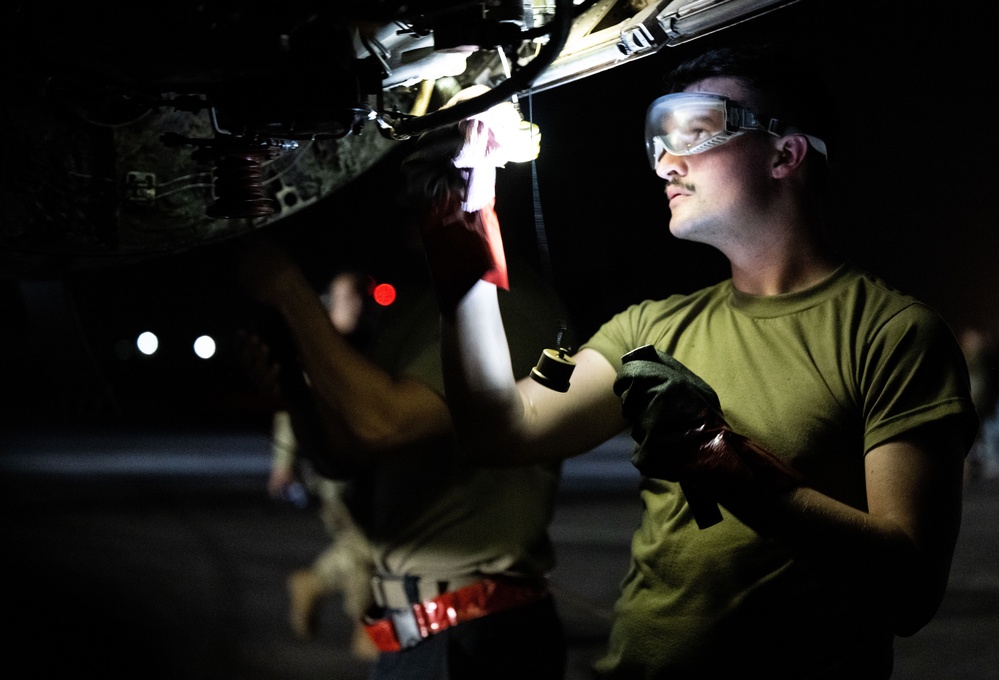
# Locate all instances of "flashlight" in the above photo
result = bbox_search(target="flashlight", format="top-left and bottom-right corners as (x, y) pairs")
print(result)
(530, 347), (575, 393)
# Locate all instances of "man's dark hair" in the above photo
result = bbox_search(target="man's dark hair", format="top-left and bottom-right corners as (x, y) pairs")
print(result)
(666, 44), (839, 165)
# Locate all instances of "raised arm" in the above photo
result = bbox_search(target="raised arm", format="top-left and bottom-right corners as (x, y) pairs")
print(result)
(238, 237), (452, 470)
(405, 89), (627, 466)
(441, 279), (627, 466)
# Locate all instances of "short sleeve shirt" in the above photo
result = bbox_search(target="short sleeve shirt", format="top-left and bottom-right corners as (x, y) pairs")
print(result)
(582, 264), (977, 678)
(360, 258), (569, 580)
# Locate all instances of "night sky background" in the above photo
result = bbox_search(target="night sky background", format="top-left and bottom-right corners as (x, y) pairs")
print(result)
(3, 1), (998, 432)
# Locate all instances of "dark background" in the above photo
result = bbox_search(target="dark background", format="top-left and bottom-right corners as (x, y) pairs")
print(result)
(2, 0), (997, 433)
(2, 7), (997, 679)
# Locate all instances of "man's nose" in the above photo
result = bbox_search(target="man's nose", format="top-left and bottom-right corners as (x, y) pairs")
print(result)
(655, 151), (687, 179)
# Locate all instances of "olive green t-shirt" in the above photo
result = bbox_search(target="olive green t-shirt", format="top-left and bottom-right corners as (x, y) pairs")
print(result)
(361, 257), (568, 580)
(583, 264), (977, 679)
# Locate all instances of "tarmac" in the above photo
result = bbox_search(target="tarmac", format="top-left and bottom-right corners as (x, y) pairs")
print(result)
(1, 427), (997, 679)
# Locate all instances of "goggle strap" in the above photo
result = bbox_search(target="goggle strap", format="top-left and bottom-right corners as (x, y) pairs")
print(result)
(766, 119), (788, 136)
(726, 106), (759, 132)
(768, 120), (830, 160)
(729, 105), (793, 138)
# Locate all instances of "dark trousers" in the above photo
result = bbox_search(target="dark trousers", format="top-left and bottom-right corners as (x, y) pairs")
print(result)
(368, 596), (567, 680)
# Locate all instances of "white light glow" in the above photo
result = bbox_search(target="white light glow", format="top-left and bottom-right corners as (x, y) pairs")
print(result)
(193, 335), (216, 359)
(136, 331), (159, 356)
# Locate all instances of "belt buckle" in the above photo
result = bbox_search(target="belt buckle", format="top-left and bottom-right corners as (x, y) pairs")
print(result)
(389, 607), (425, 650)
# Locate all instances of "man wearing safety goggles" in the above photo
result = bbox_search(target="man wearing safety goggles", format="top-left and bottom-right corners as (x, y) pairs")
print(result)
(415, 44), (977, 679)
(644, 90), (828, 165)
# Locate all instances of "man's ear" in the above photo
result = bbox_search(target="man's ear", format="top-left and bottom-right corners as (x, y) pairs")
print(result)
(771, 134), (810, 178)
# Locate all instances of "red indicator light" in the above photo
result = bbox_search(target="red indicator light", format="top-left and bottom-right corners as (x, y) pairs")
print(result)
(372, 282), (396, 306)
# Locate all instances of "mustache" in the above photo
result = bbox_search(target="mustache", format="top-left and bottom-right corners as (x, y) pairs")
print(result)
(666, 179), (695, 192)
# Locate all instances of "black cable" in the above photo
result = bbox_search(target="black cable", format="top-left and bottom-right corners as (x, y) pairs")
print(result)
(393, 0), (574, 137)
(526, 93), (572, 354)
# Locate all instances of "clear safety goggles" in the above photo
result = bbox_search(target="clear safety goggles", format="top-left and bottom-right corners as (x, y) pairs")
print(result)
(644, 92), (828, 168)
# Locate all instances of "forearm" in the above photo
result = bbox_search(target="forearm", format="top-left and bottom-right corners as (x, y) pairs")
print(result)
(765, 484), (953, 636)
(441, 280), (527, 460)
(272, 274), (445, 452)
(714, 442), (963, 637)
(281, 374), (365, 478)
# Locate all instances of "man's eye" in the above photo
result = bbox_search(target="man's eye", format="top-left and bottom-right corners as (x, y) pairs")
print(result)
(671, 128), (709, 147)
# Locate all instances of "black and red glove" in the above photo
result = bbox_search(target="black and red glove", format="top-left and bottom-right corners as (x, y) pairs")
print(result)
(402, 86), (539, 313)
(614, 345), (805, 529)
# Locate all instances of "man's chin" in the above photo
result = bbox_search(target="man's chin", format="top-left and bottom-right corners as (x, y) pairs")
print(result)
(668, 217), (692, 240)
(668, 218), (713, 246)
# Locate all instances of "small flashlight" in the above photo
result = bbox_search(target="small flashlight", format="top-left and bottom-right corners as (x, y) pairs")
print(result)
(530, 347), (575, 393)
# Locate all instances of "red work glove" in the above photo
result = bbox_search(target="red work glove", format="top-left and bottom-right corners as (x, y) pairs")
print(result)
(402, 86), (540, 313)
(614, 345), (805, 528)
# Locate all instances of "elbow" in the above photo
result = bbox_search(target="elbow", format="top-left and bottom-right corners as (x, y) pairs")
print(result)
(313, 385), (427, 454)
(343, 401), (453, 454)
(345, 418), (414, 453)
(448, 389), (537, 466)
(453, 422), (532, 467)
(312, 399), (404, 455)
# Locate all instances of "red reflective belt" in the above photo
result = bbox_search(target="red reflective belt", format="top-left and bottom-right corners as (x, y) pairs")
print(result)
(362, 577), (549, 652)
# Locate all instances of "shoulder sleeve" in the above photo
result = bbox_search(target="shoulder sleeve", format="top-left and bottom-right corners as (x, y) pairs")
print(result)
(861, 303), (979, 453)
(581, 300), (659, 372)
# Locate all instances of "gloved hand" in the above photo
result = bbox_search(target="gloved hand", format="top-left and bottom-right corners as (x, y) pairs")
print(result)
(402, 85), (540, 313)
(614, 345), (804, 529)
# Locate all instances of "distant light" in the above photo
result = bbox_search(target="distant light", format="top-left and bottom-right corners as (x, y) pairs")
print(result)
(193, 335), (216, 359)
(137, 331), (159, 356)
(372, 282), (396, 306)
